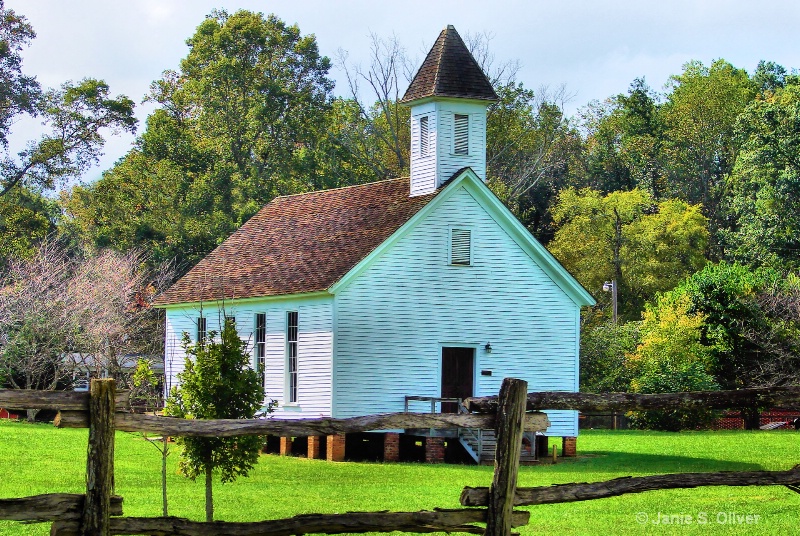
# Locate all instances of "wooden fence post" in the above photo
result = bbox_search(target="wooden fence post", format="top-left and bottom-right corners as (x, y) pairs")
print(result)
(486, 378), (527, 536)
(81, 379), (116, 536)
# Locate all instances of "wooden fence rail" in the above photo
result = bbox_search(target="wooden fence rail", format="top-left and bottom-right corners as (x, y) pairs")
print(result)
(2, 381), (800, 536)
(460, 465), (800, 506)
(464, 386), (800, 413)
(50, 509), (532, 536)
(54, 409), (549, 436)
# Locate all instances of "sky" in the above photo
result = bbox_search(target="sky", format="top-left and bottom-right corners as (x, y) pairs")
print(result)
(7, 0), (800, 186)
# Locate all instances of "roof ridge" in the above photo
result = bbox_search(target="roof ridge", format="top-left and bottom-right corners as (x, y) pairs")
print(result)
(432, 26), (445, 95)
(272, 177), (410, 200)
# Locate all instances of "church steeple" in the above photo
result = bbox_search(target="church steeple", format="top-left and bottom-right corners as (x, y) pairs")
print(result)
(402, 25), (498, 196)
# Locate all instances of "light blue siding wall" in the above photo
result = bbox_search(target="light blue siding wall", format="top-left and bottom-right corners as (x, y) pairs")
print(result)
(163, 295), (333, 419)
(333, 185), (580, 436)
(435, 101), (487, 182)
(409, 100), (489, 196)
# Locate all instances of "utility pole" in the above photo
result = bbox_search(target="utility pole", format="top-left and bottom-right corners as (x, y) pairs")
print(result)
(603, 280), (618, 324)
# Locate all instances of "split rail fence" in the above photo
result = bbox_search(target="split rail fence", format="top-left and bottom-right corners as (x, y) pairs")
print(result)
(1, 379), (800, 535)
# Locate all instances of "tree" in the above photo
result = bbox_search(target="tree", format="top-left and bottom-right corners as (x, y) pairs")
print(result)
(336, 33), (412, 181)
(580, 78), (666, 199)
(0, 238), (173, 421)
(549, 187), (708, 320)
(645, 262), (800, 428)
(0, 1), (136, 196)
(659, 60), (755, 254)
(0, 238), (77, 420)
(580, 321), (640, 393)
(131, 358), (170, 516)
(67, 10), (334, 272)
(723, 78), (800, 270)
(165, 318), (264, 522)
(144, 10), (333, 226)
(627, 292), (719, 431)
(0, 184), (57, 269)
(486, 82), (584, 239)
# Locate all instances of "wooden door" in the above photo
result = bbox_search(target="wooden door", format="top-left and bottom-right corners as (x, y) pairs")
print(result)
(441, 347), (474, 413)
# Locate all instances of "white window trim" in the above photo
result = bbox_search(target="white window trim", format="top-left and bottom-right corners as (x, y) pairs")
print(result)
(448, 226), (474, 266)
(286, 311), (299, 404)
(254, 312), (266, 377)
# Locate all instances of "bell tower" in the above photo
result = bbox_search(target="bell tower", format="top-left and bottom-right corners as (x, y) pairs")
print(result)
(401, 25), (498, 197)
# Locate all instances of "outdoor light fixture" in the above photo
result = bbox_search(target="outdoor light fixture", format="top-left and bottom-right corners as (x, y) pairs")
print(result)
(603, 279), (618, 324)
(484, 342), (492, 353)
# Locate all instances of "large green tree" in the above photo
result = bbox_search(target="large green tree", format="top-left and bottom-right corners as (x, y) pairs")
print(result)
(0, 1), (136, 196)
(166, 319), (264, 522)
(67, 10), (334, 270)
(660, 60), (755, 253)
(723, 76), (800, 270)
(549, 187), (708, 320)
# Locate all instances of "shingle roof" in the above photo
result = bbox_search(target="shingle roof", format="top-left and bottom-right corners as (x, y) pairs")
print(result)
(153, 178), (439, 306)
(401, 25), (498, 103)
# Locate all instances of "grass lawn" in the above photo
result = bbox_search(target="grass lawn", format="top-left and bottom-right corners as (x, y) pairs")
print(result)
(1, 421), (798, 535)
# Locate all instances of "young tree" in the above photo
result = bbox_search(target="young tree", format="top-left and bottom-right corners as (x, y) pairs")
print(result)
(165, 318), (264, 522)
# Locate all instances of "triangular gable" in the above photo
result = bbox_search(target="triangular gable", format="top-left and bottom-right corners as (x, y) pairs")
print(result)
(329, 168), (596, 307)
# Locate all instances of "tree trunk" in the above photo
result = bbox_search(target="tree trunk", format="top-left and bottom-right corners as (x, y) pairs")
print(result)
(205, 464), (213, 522)
(26, 408), (38, 423)
(161, 437), (168, 517)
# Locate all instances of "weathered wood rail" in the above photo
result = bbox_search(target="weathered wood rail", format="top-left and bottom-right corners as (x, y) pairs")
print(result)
(464, 386), (800, 413)
(2, 381), (800, 536)
(54, 408), (549, 436)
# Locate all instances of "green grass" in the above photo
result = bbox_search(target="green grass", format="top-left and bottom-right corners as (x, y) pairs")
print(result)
(1, 422), (798, 535)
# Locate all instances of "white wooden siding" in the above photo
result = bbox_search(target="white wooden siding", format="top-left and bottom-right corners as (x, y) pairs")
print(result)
(163, 296), (333, 419)
(436, 101), (487, 182)
(410, 102), (438, 197)
(410, 100), (488, 196)
(333, 185), (579, 436)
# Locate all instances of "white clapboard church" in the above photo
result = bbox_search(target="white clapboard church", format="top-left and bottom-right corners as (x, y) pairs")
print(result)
(154, 25), (594, 463)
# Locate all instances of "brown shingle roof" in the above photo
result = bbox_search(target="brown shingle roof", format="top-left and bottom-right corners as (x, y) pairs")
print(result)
(153, 178), (439, 306)
(401, 25), (498, 103)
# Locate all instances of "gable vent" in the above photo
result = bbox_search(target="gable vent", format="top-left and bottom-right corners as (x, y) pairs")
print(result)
(450, 228), (472, 265)
(454, 114), (469, 155)
(420, 115), (429, 156)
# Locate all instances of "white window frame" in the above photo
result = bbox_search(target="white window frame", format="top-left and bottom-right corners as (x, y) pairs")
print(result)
(286, 311), (298, 404)
(449, 226), (473, 266)
(254, 313), (266, 382)
(196, 316), (207, 342)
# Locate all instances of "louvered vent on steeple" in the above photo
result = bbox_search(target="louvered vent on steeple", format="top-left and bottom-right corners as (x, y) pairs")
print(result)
(454, 114), (469, 155)
(450, 228), (472, 266)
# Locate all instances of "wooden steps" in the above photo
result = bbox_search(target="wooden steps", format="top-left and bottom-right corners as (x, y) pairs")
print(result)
(458, 429), (538, 464)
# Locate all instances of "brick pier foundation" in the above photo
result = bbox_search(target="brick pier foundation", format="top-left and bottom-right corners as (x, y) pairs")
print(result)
(425, 437), (445, 463)
(562, 436), (577, 457)
(327, 434), (346, 462)
(308, 436), (322, 459)
(383, 432), (400, 462)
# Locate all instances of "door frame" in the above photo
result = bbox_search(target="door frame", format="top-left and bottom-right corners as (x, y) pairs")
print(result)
(438, 343), (479, 400)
